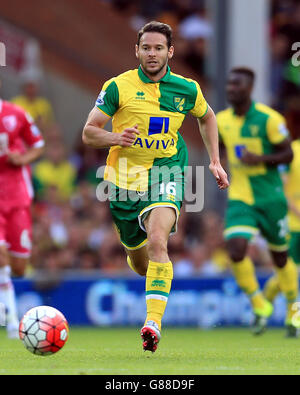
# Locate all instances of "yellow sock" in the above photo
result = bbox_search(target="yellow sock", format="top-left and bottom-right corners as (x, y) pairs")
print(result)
(145, 260), (173, 331)
(286, 302), (297, 325)
(276, 258), (299, 325)
(263, 275), (281, 303)
(127, 256), (138, 274)
(231, 256), (268, 313)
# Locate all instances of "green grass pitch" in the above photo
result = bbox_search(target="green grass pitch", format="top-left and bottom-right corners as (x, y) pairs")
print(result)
(0, 327), (300, 375)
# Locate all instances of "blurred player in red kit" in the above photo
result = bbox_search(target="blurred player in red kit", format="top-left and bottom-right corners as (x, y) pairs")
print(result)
(0, 81), (44, 338)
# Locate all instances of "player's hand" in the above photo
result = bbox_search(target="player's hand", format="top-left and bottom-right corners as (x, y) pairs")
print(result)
(209, 161), (230, 190)
(117, 124), (140, 147)
(6, 151), (26, 166)
(240, 149), (262, 165)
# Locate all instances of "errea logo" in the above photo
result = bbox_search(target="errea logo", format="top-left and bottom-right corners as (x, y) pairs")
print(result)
(135, 91), (145, 100)
(151, 280), (166, 288)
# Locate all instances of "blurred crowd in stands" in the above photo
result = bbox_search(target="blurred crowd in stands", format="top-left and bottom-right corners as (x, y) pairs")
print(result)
(105, 0), (211, 86)
(271, 0), (300, 140)
(6, 0), (299, 277)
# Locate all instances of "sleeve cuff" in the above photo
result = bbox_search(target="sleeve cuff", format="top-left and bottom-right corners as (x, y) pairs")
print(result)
(199, 103), (209, 119)
(32, 140), (45, 148)
(96, 106), (113, 118)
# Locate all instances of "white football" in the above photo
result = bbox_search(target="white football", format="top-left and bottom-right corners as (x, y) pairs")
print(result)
(19, 306), (69, 356)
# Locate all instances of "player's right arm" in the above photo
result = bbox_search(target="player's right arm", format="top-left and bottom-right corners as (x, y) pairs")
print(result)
(82, 108), (140, 148)
(7, 110), (45, 166)
(83, 79), (140, 148)
(82, 107), (135, 148)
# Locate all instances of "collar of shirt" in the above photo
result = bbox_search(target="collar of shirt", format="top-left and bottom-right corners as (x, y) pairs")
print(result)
(232, 101), (256, 119)
(138, 65), (171, 84)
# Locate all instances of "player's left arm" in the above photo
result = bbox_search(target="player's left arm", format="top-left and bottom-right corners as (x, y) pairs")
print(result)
(7, 146), (44, 166)
(241, 114), (293, 166)
(241, 138), (293, 166)
(190, 81), (229, 190)
(197, 106), (229, 190)
(7, 112), (45, 166)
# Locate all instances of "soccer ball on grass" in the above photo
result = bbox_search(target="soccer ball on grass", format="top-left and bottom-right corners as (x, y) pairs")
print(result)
(19, 306), (69, 356)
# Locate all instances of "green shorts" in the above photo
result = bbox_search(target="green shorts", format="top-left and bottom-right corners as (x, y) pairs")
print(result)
(109, 133), (188, 250)
(224, 199), (289, 252)
(290, 232), (300, 264)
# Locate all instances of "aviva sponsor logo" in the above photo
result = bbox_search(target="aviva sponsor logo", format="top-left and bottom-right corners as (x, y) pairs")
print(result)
(151, 280), (166, 288)
(133, 137), (175, 149)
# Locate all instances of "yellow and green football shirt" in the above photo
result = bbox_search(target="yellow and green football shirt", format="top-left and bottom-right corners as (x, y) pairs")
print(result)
(285, 139), (300, 232)
(217, 102), (289, 206)
(96, 65), (208, 191)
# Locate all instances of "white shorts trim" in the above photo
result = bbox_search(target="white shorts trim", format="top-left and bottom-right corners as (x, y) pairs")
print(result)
(138, 203), (180, 235)
(32, 140), (45, 149)
(9, 251), (31, 259)
(22, 166), (34, 200)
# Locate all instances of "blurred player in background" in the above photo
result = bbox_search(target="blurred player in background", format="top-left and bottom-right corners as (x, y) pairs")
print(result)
(83, 21), (229, 352)
(12, 74), (54, 130)
(0, 79), (44, 337)
(264, 137), (300, 336)
(217, 67), (298, 337)
(284, 139), (300, 267)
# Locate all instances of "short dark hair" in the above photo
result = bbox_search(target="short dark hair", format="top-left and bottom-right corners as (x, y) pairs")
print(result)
(230, 67), (256, 84)
(137, 21), (173, 49)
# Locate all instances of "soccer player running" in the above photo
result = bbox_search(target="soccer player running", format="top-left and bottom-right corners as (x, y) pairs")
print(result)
(284, 140), (300, 268)
(263, 137), (300, 336)
(217, 67), (298, 336)
(0, 82), (45, 338)
(83, 21), (229, 352)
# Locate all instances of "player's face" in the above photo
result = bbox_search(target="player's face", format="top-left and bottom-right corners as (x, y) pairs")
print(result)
(24, 82), (38, 99)
(226, 73), (252, 106)
(136, 32), (174, 77)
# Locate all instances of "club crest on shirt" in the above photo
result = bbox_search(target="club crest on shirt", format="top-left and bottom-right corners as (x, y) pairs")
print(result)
(249, 125), (260, 137)
(173, 97), (186, 112)
(2, 115), (17, 132)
